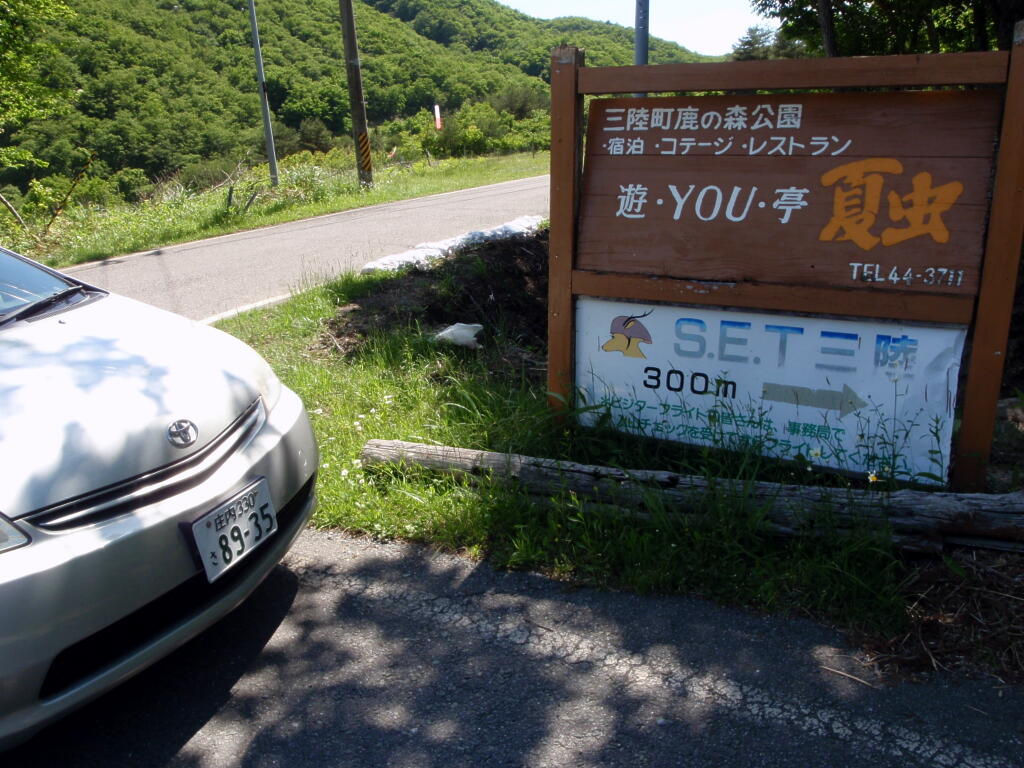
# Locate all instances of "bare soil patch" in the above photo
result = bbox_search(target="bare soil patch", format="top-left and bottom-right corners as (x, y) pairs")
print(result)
(862, 548), (1024, 682)
(323, 230), (549, 378)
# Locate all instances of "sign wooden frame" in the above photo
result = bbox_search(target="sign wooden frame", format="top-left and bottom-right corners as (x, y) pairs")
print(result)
(548, 30), (1024, 491)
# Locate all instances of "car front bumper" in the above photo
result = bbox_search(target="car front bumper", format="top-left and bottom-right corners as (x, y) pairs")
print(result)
(0, 386), (318, 750)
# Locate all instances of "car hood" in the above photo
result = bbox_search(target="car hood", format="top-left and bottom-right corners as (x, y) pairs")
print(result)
(0, 294), (262, 519)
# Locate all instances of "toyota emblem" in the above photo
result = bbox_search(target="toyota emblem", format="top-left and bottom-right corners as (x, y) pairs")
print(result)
(167, 419), (199, 448)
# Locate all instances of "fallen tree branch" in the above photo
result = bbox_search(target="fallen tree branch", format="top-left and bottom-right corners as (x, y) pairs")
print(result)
(360, 440), (1024, 554)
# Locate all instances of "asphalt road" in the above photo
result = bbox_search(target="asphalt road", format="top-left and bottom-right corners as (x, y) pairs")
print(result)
(65, 176), (549, 322)
(8, 529), (1023, 768)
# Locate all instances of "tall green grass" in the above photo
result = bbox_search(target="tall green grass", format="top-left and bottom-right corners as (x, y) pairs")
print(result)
(3, 152), (548, 267)
(218, 272), (909, 635)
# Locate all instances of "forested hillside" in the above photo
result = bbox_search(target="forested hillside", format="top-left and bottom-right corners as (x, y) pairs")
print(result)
(0, 0), (703, 199)
(362, 0), (702, 76)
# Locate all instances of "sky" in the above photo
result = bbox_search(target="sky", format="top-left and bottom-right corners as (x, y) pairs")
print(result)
(496, 0), (775, 57)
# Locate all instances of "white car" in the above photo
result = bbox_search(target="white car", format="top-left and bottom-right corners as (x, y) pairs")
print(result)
(0, 246), (318, 748)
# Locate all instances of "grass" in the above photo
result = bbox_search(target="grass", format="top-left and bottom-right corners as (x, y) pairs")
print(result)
(8, 152), (548, 268)
(217, 254), (910, 639)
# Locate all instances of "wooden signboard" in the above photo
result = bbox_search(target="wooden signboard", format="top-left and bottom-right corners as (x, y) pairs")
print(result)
(548, 32), (1024, 490)
(580, 92), (1000, 296)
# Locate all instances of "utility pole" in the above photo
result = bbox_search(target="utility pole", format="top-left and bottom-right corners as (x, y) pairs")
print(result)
(247, 0), (279, 187)
(634, 0), (649, 67)
(338, 0), (373, 186)
(633, 0), (649, 97)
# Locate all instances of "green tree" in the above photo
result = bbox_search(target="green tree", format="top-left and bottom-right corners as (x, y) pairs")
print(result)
(0, 0), (73, 169)
(731, 25), (808, 59)
(751, 0), (1024, 55)
(487, 81), (549, 119)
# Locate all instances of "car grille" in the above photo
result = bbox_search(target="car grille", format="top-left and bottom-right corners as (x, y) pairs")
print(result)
(38, 473), (315, 700)
(23, 399), (264, 530)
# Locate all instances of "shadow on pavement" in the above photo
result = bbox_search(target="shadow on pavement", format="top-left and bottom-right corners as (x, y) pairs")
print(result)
(9, 534), (1024, 768)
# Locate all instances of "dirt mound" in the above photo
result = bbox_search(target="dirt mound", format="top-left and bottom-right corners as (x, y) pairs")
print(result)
(324, 230), (548, 376)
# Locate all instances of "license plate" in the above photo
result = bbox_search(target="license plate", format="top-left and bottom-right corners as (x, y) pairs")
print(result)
(192, 479), (277, 582)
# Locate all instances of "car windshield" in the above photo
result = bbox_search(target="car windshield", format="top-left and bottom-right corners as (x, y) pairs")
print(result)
(0, 249), (76, 318)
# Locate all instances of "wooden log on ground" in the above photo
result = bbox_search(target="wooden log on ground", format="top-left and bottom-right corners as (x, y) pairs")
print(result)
(360, 439), (1024, 554)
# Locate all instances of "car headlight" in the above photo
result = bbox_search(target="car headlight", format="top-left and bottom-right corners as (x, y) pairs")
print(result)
(203, 324), (283, 411)
(253, 356), (283, 412)
(0, 515), (28, 554)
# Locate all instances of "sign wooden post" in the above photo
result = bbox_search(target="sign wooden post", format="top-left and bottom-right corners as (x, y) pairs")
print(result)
(952, 23), (1024, 488)
(549, 32), (1024, 491)
(547, 45), (585, 409)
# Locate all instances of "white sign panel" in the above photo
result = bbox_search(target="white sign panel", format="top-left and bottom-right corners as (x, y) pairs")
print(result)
(575, 298), (967, 484)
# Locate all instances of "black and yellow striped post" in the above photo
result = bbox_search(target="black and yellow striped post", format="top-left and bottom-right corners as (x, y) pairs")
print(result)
(339, 0), (373, 186)
(355, 131), (372, 184)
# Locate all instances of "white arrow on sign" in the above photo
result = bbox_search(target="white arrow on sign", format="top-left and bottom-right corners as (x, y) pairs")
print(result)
(761, 382), (868, 418)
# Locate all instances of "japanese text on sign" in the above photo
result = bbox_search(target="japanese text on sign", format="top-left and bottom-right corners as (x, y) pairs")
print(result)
(613, 158), (964, 254)
(575, 298), (966, 483)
